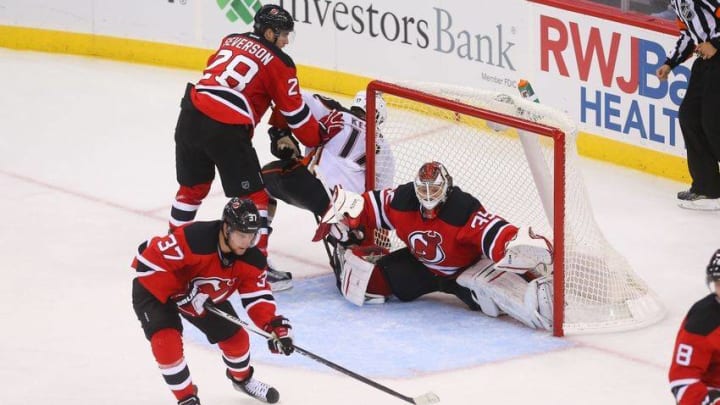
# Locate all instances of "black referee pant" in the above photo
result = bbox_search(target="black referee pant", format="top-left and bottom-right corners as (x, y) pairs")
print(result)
(679, 55), (720, 198)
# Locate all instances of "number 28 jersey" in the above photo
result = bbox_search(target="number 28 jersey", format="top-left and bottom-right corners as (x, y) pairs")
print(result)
(190, 32), (321, 147)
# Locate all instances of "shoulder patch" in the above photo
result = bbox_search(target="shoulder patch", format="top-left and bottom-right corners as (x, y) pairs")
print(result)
(684, 294), (720, 336)
(237, 247), (267, 270)
(242, 32), (295, 68)
(183, 221), (222, 255)
(437, 186), (482, 226)
(390, 183), (420, 212)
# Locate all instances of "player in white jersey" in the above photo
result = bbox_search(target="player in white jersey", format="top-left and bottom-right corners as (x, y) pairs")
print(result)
(261, 90), (394, 218)
(261, 90), (394, 285)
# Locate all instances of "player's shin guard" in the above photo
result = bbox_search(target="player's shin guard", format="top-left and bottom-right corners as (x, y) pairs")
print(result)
(150, 328), (196, 401)
(218, 328), (252, 382)
(169, 183), (212, 231)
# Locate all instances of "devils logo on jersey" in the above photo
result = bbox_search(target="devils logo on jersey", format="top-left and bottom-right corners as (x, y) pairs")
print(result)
(189, 277), (236, 302)
(408, 230), (446, 264)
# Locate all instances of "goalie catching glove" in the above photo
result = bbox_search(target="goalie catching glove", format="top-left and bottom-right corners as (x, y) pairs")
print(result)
(312, 186), (366, 246)
(495, 226), (553, 275)
(268, 126), (301, 160)
(264, 315), (294, 356)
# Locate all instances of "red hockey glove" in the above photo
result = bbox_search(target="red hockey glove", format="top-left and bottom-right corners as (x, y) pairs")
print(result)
(264, 315), (294, 356)
(174, 284), (210, 317)
(318, 109), (344, 143)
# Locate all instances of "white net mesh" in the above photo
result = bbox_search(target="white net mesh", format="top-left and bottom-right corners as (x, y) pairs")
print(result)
(368, 81), (664, 334)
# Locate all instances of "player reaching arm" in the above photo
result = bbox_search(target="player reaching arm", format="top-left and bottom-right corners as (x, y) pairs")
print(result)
(669, 249), (720, 405)
(261, 89), (393, 218)
(132, 198), (293, 404)
(313, 161), (555, 330)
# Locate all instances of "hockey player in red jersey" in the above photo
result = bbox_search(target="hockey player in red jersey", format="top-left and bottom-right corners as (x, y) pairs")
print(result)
(313, 161), (555, 330)
(168, 4), (342, 291)
(669, 249), (720, 405)
(132, 198), (294, 404)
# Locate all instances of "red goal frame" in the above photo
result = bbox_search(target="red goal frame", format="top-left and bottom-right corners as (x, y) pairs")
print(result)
(364, 80), (568, 337)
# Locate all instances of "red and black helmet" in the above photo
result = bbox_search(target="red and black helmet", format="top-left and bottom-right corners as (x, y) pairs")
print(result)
(222, 198), (261, 233)
(253, 4), (294, 36)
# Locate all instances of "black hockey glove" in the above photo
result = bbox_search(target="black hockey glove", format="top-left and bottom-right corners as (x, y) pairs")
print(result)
(264, 315), (294, 355)
(269, 127), (301, 160)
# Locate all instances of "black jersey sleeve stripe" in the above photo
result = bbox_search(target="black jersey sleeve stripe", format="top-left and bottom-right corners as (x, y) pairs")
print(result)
(282, 103), (312, 127)
(241, 294), (275, 308)
(135, 260), (155, 274)
(482, 219), (509, 259)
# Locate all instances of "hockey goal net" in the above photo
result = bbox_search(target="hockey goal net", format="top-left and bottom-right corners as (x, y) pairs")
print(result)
(364, 80), (664, 336)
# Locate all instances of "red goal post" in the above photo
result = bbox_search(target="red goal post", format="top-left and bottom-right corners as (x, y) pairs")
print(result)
(363, 80), (664, 336)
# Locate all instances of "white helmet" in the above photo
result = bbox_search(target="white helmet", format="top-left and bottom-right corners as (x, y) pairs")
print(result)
(414, 161), (453, 219)
(351, 90), (387, 126)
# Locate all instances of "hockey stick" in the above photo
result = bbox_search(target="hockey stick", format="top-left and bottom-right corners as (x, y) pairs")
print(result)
(204, 303), (440, 405)
(314, 213), (335, 268)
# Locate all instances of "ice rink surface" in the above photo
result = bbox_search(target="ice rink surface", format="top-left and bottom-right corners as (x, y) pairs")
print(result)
(1, 48), (719, 404)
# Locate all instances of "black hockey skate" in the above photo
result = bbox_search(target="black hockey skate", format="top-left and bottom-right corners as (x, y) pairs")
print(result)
(227, 368), (279, 404)
(266, 259), (293, 292)
(177, 395), (200, 405)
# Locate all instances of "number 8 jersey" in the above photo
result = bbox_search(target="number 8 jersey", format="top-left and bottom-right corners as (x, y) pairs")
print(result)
(669, 294), (720, 405)
(191, 32), (322, 147)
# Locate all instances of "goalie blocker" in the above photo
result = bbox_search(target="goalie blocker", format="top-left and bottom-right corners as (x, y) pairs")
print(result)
(320, 181), (554, 330)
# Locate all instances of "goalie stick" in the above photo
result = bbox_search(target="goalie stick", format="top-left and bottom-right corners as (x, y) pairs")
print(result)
(204, 302), (441, 405)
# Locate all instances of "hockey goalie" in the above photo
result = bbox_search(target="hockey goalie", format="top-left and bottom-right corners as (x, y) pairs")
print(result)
(313, 161), (555, 330)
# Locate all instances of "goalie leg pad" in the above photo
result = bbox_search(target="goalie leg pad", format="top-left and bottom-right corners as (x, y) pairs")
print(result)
(339, 248), (388, 306)
(524, 275), (553, 329)
(458, 261), (554, 330)
(456, 259), (501, 317)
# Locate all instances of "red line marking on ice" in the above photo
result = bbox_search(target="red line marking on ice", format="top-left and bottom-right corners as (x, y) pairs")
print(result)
(0, 169), (328, 271)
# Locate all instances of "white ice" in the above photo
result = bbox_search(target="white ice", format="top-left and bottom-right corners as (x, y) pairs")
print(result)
(1, 48), (719, 405)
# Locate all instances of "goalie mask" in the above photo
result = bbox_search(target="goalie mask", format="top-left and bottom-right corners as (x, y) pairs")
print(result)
(706, 249), (720, 290)
(414, 162), (453, 219)
(351, 90), (387, 126)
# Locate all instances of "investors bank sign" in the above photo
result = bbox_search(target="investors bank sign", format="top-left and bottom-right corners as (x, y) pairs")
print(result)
(278, 0), (528, 91)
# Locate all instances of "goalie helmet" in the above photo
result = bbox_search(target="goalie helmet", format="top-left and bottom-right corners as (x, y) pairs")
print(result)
(706, 249), (720, 287)
(351, 90), (387, 126)
(414, 161), (453, 219)
(222, 198), (261, 234)
(253, 4), (294, 36)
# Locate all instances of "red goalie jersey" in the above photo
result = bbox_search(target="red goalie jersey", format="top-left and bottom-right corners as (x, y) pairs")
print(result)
(358, 183), (519, 276)
(191, 32), (321, 146)
(669, 294), (720, 405)
(131, 221), (277, 328)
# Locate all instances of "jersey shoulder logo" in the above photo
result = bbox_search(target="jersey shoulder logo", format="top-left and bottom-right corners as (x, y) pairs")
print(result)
(408, 230), (446, 264)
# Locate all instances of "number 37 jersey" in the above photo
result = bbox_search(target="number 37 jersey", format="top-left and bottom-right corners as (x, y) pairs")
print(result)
(131, 221), (277, 327)
(190, 32), (321, 147)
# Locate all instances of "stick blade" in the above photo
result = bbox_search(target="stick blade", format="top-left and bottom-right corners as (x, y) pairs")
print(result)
(414, 392), (440, 405)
